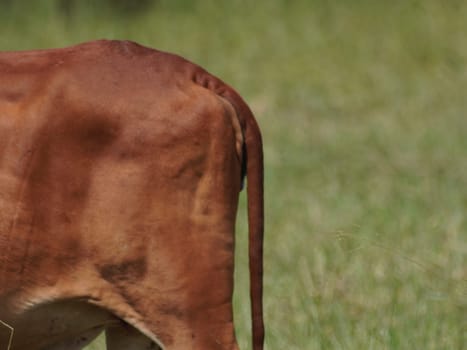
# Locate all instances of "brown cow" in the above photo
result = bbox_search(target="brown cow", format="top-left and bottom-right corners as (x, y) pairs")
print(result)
(0, 40), (264, 350)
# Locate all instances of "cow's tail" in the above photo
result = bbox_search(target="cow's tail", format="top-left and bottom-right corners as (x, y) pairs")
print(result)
(226, 90), (264, 350)
(244, 110), (265, 350)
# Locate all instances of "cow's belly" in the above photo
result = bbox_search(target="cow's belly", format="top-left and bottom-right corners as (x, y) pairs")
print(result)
(0, 299), (117, 350)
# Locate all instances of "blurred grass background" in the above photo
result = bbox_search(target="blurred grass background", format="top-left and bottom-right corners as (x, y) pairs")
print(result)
(1, 0), (466, 349)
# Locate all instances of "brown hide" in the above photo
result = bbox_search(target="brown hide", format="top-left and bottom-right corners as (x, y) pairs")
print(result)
(0, 40), (264, 350)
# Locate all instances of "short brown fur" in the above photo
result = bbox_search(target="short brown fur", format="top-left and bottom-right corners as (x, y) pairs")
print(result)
(0, 40), (264, 350)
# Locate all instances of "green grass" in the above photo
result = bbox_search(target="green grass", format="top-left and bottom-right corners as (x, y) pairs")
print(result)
(2, 1), (466, 349)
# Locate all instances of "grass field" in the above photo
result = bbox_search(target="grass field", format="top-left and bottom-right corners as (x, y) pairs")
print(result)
(1, 1), (466, 349)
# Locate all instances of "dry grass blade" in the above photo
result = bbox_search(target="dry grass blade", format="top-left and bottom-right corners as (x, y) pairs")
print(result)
(0, 320), (13, 350)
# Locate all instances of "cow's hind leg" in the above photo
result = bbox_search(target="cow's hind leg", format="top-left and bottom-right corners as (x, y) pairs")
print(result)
(106, 323), (161, 350)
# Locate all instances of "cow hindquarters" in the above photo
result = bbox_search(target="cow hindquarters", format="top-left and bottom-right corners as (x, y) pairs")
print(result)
(80, 89), (244, 349)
